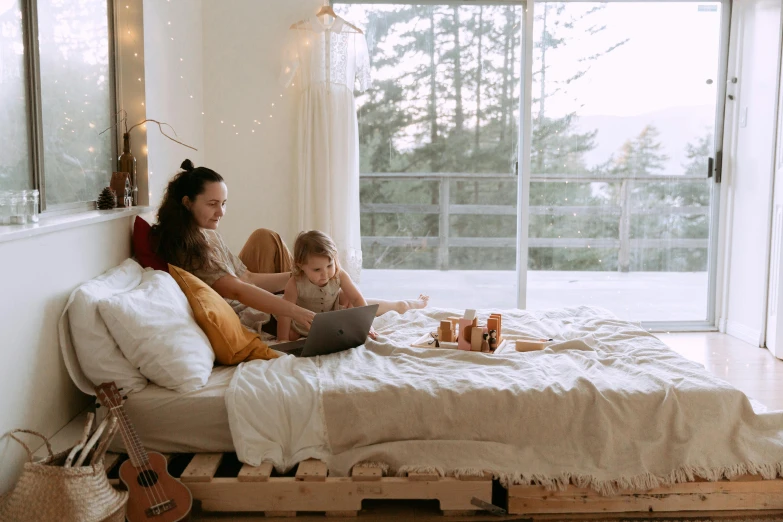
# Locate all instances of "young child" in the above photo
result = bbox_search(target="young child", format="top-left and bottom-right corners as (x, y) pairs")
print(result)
(277, 230), (379, 341)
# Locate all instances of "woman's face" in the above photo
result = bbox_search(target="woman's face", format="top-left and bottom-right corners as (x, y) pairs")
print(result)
(184, 181), (228, 230)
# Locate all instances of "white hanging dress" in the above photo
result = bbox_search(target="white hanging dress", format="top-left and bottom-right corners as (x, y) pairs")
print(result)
(280, 15), (370, 281)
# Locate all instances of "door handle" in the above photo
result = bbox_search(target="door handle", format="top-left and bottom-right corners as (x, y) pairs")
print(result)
(707, 157), (714, 179)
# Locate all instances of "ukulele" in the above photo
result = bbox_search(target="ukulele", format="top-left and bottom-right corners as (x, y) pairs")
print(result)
(96, 382), (192, 522)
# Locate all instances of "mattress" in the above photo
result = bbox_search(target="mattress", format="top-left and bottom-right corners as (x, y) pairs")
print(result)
(108, 365), (236, 453)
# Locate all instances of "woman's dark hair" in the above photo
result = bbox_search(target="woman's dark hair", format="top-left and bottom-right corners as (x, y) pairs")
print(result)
(151, 159), (224, 271)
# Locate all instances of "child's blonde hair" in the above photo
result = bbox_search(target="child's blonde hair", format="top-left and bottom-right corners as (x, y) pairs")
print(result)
(292, 230), (340, 278)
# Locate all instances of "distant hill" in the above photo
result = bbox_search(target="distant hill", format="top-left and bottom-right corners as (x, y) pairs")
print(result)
(574, 105), (715, 175)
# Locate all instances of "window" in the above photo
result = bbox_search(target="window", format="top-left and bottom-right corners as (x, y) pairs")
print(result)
(0, 0), (115, 211)
(0, 0), (31, 192)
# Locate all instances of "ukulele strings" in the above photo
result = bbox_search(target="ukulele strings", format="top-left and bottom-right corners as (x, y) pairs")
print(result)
(113, 405), (169, 509)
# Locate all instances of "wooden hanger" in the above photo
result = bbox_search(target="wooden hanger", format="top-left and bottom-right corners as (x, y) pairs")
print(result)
(290, 1), (363, 34)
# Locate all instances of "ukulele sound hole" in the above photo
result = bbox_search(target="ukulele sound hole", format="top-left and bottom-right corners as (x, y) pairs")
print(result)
(137, 469), (159, 488)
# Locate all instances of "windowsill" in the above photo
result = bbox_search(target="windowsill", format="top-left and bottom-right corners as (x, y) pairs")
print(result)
(0, 206), (153, 244)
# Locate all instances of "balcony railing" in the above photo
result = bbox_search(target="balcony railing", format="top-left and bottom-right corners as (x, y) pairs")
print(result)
(360, 172), (710, 271)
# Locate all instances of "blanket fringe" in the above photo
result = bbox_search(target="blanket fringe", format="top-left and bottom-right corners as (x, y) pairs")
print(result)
(353, 461), (390, 475)
(359, 460), (783, 496)
(397, 465), (444, 478)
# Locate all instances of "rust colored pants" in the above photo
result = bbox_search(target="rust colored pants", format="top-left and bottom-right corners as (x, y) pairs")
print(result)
(238, 228), (293, 274)
(237, 228), (293, 335)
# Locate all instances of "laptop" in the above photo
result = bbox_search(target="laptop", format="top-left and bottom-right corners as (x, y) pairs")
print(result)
(272, 304), (379, 357)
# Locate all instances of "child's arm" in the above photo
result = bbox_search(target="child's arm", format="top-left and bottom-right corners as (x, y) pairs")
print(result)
(276, 276), (299, 341)
(339, 270), (378, 339)
(338, 269), (367, 308)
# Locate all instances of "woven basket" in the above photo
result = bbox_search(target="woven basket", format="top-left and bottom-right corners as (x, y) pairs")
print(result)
(0, 429), (127, 522)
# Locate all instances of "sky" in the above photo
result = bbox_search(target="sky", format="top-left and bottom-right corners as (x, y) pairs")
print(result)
(541, 2), (723, 118)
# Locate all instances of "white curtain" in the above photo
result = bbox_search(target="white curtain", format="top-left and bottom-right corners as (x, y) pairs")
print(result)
(281, 16), (371, 281)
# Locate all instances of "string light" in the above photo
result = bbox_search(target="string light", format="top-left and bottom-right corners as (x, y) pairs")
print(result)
(136, 0), (291, 145)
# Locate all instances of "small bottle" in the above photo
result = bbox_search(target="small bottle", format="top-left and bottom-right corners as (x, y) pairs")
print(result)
(27, 189), (39, 223)
(118, 132), (138, 206)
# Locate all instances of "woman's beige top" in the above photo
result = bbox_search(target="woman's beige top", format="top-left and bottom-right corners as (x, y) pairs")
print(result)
(291, 274), (342, 336)
(181, 229), (271, 334)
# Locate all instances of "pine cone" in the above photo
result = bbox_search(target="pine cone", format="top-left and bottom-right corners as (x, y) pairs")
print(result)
(97, 187), (117, 210)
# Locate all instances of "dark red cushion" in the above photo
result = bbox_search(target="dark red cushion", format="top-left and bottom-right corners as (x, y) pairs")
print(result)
(133, 216), (168, 271)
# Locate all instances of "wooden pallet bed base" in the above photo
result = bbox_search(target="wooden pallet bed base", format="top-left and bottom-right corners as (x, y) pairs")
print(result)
(506, 475), (783, 515)
(104, 452), (493, 517)
(104, 452), (783, 517)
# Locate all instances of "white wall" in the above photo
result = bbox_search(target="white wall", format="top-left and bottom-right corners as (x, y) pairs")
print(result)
(202, 0), (322, 252)
(143, 0), (206, 209)
(764, 26), (783, 358)
(720, 0), (783, 346)
(0, 219), (134, 494)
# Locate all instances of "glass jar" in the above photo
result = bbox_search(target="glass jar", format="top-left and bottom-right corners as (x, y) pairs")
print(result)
(10, 192), (25, 225)
(0, 191), (10, 226)
(27, 189), (39, 223)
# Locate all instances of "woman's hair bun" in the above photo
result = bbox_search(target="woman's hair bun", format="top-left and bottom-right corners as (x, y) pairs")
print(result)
(180, 159), (195, 172)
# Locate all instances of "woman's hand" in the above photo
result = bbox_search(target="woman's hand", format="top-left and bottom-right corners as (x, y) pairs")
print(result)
(293, 306), (316, 330)
(368, 326), (378, 340)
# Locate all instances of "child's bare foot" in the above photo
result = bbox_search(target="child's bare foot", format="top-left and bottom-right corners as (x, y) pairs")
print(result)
(393, 294), (429, 314)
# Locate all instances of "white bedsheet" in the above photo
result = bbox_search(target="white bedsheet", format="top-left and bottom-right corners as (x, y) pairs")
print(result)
(109, 366), (235, 453)
(226, 306), (783, 493)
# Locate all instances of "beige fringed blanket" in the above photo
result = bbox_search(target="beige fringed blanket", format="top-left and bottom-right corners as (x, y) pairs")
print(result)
(226, 306), (783, 494)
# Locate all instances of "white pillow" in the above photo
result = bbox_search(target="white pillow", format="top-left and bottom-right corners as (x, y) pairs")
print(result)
(61, 259), (148, 395)
(98, 270), (215, 393)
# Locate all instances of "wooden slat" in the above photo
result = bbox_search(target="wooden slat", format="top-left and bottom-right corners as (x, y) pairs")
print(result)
(507, 478), (783, 515)
(188, 476), (490, 513)
(237, 462), (273, 482)
(325, 511), (359, 517)
(457, 471), (492, 481)
(407, 471), (439, 481)
(295, 459), (327, 481)
(180, 453), (223, 483)
(103, 452), (121, 473)
(728, 473), (764, 482)
(351, 466), (383, 481)
(265, 511), (296, 517)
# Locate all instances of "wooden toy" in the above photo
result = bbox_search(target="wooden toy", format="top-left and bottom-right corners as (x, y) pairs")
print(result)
(471, 326), (486, 351)
(457, 318), (473, 351)
(439, 320), (455, 343)
(487, 317), (499, 341)
(489, 314), (503, 343)
(514, 338), (551, 352)
(481, 332), (490, 353)
(457, 309), (479, 351)
(487, 329), (498, 351)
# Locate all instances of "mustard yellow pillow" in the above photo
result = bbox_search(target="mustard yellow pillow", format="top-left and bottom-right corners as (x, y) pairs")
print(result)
(169, 264), (279, 365)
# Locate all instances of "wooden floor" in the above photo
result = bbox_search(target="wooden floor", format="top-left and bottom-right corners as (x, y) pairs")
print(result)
(192, 332), (783, 521)
(658, 332), (783, 411)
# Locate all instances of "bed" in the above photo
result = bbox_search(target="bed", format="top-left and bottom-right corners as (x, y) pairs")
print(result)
(93, 305), (783, 495)
(60, 286), (783, 516)
(59, 261), (783, 515)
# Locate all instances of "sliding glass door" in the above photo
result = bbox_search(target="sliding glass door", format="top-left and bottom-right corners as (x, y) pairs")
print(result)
(336, 0), (728, 327)
(523, 1), (729, 326)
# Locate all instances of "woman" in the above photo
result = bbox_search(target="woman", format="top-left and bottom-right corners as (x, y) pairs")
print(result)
(152, 159), (427, 336)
